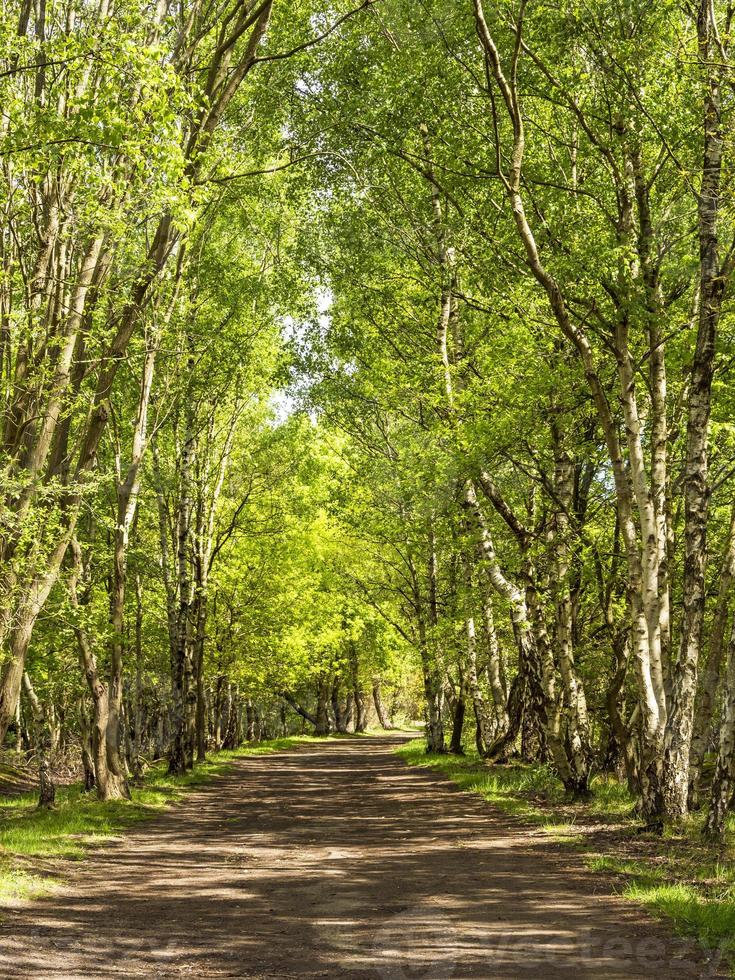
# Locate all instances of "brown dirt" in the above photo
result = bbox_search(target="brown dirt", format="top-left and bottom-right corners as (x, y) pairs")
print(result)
(0, 735), (727, 978)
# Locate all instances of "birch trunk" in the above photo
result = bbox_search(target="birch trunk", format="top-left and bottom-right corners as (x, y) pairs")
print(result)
(689, 503), (735, 808)
(606, 636), (640, 796)
(464, 481), (551, 770)
(351, 644), (368, 732)
(131, 573), (145, 777)
(246, 701), (256, 742)
(667, 0), (730, 820)
(79, 699), (96, 793)
(191, 406), (239, 762)
(463, 558), (495, 755)
(106, 332), (157, 791)
(0, 535), (75, 741)
(525, 575), (577, 793)
(551, 429), (591, 795)
(420, 534), (445, 753)
(480, 589), (509, 735)
(703, 619), (735, 841)
(448, 681), (466, 755)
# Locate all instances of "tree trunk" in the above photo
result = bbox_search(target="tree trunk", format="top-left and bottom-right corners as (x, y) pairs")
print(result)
(480, 588), (509, 736)
(23, 673), (55, 810)
(220, 683), (232, 749)
(38, 761), (56, 810)
(331, 678), (349, 734)
(463, 558), (495, 755)
(222, 684), (240, 749)
(421, 531), (445, 753)
(194, 596), (208, 762)
(14, 698), (22, 756)
(605, 637), (640, 796)
(668, 0), (729, 821)
(354, 685), (368, 733)
(526, 576), (580, 794)
(689, 503), (735, 807)
(106, 328), (157, 786)
(245, 700), (256, 741)
(106, 527), (130, 794)
(344, 693), (354, 731)
(214, 676), (225, 749)
(422, 667), (445, 752)
(703, 619), (735, 842)
(79, 698), (96, 793)
(151, 707), (164, 760)
(69, 539), (130, 800)
(0, 551), (69, 743)
(486, 673), (524, 762)
(449, 682), (466, 755)
(550, 430), (591, 796)
(350, 642), (368, 732)
(131, 573), (145, 778)
(464, 481), (553, 770)
(280, 690), (317, 727)
(371, 678), (394, 730)
(168, 391), (196, 775)
(315, 678), (332, 736)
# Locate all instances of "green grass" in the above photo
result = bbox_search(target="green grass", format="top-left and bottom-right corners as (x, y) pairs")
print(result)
(396, 740), (632, 821)
(585, 851), (735, 966)
(626, 882), (735, 962)
(397, 739), (735, 974)
(0, 735), (322, 903)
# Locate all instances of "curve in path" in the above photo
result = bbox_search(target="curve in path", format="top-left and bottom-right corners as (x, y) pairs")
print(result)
(0, 736), (724, 978)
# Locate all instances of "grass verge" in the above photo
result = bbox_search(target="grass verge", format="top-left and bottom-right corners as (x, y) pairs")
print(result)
(396, 740), (735, 974)
(0, 735), (322, 904)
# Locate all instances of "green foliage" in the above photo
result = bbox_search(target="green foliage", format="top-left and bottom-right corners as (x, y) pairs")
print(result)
(3, 1), (735, 962)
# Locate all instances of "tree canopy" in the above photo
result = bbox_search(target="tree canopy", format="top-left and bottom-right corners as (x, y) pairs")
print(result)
(2, 0), (735, 843)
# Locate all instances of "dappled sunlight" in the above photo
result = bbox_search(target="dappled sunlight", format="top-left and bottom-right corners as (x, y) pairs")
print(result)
(0, 738), (720, 979)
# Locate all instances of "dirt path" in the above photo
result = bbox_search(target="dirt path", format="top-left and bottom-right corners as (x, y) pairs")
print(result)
(0, 736), (725, 979)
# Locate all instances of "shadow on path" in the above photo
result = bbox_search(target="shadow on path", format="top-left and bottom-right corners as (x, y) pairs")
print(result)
(0, 736), (724, 978)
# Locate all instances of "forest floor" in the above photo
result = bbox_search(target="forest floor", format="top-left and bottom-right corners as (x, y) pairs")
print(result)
(0, 734), (727, 979)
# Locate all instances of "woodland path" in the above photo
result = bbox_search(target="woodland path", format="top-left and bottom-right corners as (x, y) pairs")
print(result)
(0, 736), (725, 979)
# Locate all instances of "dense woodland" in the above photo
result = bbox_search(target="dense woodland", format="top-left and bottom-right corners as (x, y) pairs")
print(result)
(2, 0), (735, 843)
